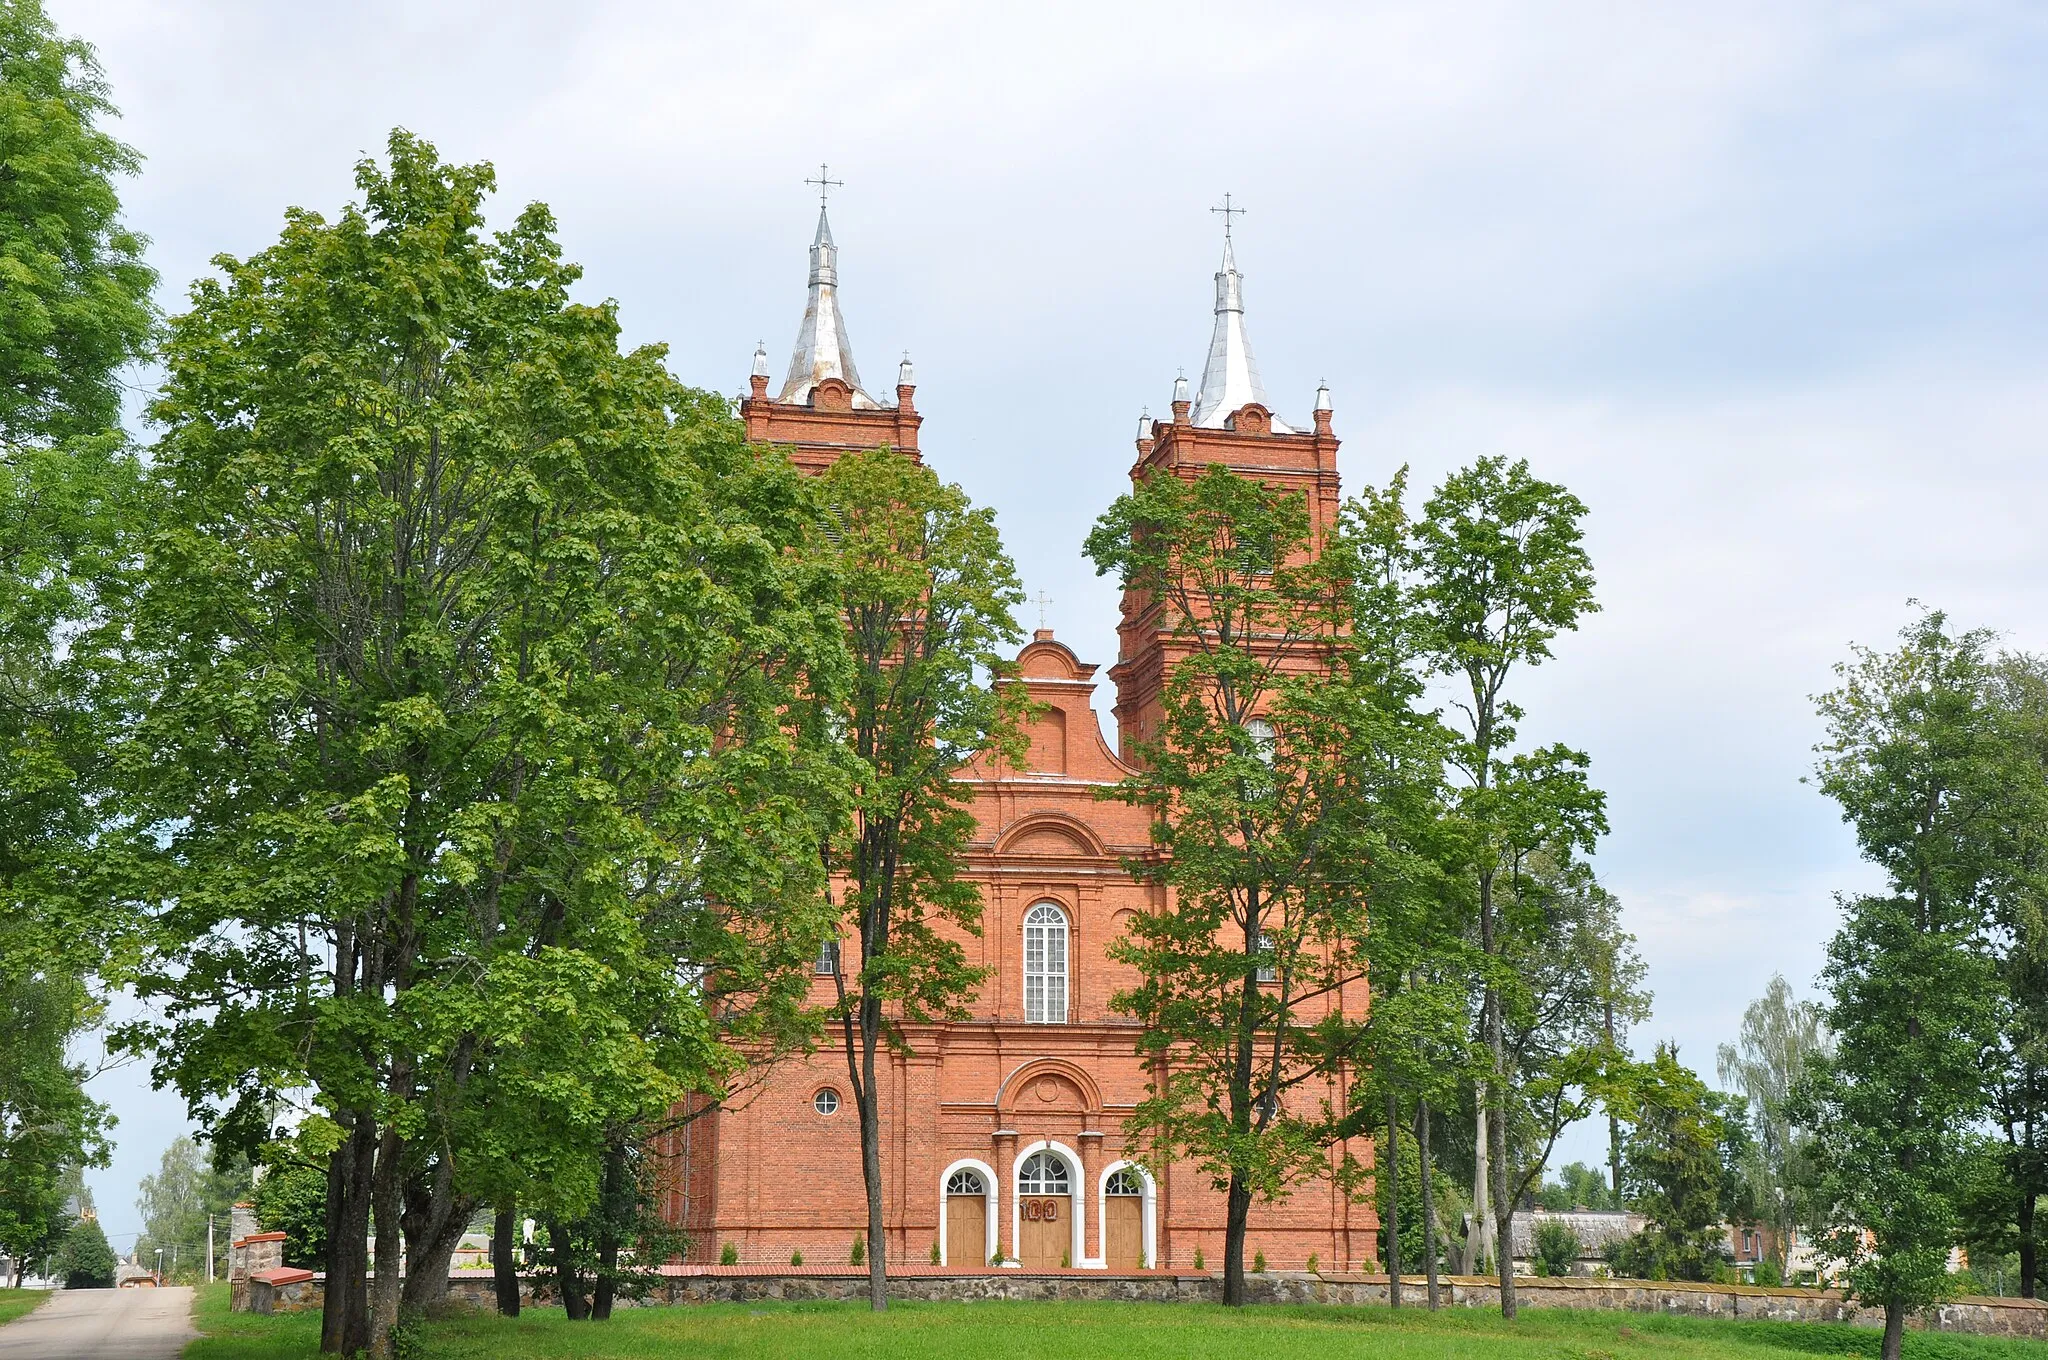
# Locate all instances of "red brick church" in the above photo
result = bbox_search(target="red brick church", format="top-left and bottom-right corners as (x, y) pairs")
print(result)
(665, 202), (1376, 1273)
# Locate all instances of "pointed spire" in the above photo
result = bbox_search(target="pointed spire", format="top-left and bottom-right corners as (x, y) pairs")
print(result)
(779, 204), (885, 409)
(1191, 217), (1293, 432)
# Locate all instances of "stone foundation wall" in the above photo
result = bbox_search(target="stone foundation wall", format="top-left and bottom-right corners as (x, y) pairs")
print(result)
(238, 1267), (2048, 1340)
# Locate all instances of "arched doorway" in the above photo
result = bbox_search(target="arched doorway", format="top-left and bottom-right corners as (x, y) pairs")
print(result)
(942, 1164), (992, 1267)
(1102, 1164), (1149, 1269)
(1015, 1148), (1074, 1269)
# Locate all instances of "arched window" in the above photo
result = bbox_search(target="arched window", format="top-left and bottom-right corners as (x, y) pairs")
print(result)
(1105, 1166), (1143, 1196)
(1023, 903), (1069, 1024)
(946, 1169), (987, 1196)
(1241, 718), (1279, 769)
(1255, 931), (1278, 984)
(1019, 1151), (1071, 1194)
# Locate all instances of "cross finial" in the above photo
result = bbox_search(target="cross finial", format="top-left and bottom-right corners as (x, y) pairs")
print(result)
(805, 163), (845, 207)
(1035, 590), (1053, 629)
(1211, 192), (1246, 239)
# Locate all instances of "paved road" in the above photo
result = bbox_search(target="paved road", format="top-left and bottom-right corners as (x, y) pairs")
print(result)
(0, 1286), (196, 1360)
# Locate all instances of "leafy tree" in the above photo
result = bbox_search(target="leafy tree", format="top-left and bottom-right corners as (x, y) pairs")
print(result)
(1086, 465), (1448, 1305)
(1408, 455), (1605, 1316)
(136, 1135), (251, 1282)
(1495, 857), (1648, 1242)
(0, 0), (152, 1270)
(1716, 973), (1832, 1275)
(0, 0), (156, 444)
(1793, 611), (2017, 1360)
(1972, 652), (2048, 1297)
(254, 1131), (331, 1272)
(1611, 1044), (1753, 1281)
(49, 1213), (113, 1288)
(1532, 1218), (1582, 1276)
(815, 445), (1023, 1311)
(1538, 1161), (1617, 1211)
(113, 131), (847, 1357)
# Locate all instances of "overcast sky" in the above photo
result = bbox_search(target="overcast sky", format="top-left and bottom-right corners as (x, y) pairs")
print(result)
(55, 0), (2047, 1252)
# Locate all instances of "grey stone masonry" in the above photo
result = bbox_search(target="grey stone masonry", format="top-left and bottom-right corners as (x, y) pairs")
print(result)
(238, 1267), (2048, 1341)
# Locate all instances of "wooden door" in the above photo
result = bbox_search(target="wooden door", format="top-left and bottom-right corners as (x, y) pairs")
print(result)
(945, 1194), (986, 1267)
(1018, 1194), (1069, 1269)
(1105, 1194), (1143, 1269)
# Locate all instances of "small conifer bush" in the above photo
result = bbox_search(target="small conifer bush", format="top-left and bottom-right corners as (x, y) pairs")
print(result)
(1254, 1250), (1267, 1273)
(719, 1242), (738, 1266)
(1193, 1247), (1205, 1271)
(791, 1250), (804, 1266)
(1307, 1252), (1319, 1274)
(931, 1241), (941, 1264)
(850, 1233), (866, 1265)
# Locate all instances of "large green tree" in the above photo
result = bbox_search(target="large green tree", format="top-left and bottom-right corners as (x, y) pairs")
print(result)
(1610, 1044), (1756, 1281)
(1086, 464), (1449, 1305)
(113, 132), (846, 1357)
(0, 0), (155, 443)
(1793, 612), (2019, 1360)
(1716, 973), (1832, 1276)
(814, 445), (1023, 1311)
(135, 1135), (252, 1283)
(1408, 455), (1605, 1316)
(0, 0), (154, 1270)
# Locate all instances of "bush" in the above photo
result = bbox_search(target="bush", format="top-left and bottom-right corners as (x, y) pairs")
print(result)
(1533, 1219), (1582, 1277)
(1192, 1247), (1205, 1271)
(51, 1217), (115, 1289)
(791, 1250), (804, 1266)
(718, 1242), (738, 1266)
(1306, 1252), (1319, 1274)
(252, 1159), (328, 1271)
(850, 1234), (865, 1266)
(1253, 1250), (1267, 1273)
(930, 1241), (940, 1264)
(1751, 1257), (1783, 1287)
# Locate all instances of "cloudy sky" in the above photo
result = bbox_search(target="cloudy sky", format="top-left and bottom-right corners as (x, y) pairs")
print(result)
(56, 0), (2047, 1252)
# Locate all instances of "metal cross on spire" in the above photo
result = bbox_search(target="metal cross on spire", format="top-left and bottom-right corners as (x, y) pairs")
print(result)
(1210, 192), (1246, 240)
(804, 163), (845, 207)
(1035, 590), (1053, 629)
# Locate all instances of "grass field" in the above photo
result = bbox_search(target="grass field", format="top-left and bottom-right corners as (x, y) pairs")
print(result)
(180, 1282), (2044, 1360)
(0, 1288), (49, 1328)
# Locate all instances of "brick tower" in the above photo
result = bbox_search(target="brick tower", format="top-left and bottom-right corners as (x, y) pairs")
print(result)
(740, 202), (920, 474)
(1109, 225), (1343, 756)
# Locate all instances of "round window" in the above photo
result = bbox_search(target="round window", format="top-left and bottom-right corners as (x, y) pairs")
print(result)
(813, 1088), (840, 1115)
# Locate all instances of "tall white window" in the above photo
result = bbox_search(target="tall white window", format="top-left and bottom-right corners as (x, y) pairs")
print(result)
(1023, 902), (1069, 1024)
(1255, 931), (1278, 984)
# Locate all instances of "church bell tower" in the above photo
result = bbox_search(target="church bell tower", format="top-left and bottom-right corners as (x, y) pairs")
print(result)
(1108, 208), (1343, 756)
(742, 175), (921, 475)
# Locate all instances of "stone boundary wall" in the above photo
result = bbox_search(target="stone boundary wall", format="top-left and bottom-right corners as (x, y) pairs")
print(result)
(245, 1267), (2048, 1340)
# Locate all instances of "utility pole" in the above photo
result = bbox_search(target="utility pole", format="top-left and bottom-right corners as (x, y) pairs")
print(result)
(208, 1215), (215, 1283)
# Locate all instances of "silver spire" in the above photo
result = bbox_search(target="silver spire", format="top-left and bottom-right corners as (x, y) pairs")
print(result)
(779, 205), (885, 409)
(1191, 232), (1293, 432)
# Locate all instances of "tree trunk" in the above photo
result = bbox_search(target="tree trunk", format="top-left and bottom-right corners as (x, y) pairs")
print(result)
(859, 1007), (888, 1313)
(549, 1218), (588, 1320)
(1417, 1100), (1440, 1310)
(2021, 1188), (2037, 1299)
(592, 1142), (628, 1322)
(491, 1205), (520, 1317)
(1223, 1174), (1253, 1306)
(1881, 1299), (1905, 1360)
(1384, 1085), (1402, 1307)
(1489, 986), (1516, 1318)
(367, 1125), (406, 1358)
(398, 1192), (473, 1316)
(1462, 1095), (1489, 1274)
(320, 1116), (375, 1355)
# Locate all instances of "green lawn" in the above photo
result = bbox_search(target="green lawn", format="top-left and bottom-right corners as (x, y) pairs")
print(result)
(0, 1288), (49, 1327)
(181, 1282), (2043, 1360)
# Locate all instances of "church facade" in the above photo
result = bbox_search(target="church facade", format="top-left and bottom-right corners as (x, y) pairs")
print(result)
(662, 204), (1376, 1273)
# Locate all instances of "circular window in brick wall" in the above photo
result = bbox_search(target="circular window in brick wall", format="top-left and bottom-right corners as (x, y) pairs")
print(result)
(813, 1088), (840, 1115)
